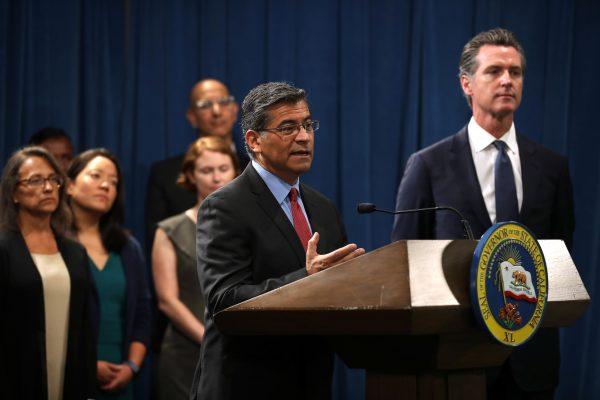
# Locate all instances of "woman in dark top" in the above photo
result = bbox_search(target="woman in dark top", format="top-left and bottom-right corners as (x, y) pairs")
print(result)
(66, 148), (151, 399)
(0, 146), (96, 400)
(151, 136), (238, 399)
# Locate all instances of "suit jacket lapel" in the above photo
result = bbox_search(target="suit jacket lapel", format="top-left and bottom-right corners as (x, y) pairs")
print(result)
(245, 165), (306, 265)
(517, 133), (540, 220)
(450, 126), (492, 229)
(13, 229), (48, 281)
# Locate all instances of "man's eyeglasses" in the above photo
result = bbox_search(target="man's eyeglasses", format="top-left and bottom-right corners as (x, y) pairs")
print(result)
(195, 96), (235, 111)
(261, 120), (320, 137)
(18, 175), (63, 188)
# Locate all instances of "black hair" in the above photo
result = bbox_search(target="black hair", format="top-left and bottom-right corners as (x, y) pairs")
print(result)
(28, 127), (72, 145)
(66, 148), (128, 251)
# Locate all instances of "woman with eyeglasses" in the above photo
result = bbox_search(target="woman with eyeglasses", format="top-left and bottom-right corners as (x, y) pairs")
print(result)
(152, 136), (238, 400)
(0, 146), (96, 400)
(66, 149), (151, 399)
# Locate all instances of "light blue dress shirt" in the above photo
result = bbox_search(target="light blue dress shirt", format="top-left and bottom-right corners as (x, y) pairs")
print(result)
(251, 160), (312, 233)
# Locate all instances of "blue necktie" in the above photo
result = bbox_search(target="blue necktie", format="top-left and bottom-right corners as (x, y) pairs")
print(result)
(493, 140), (519, 222)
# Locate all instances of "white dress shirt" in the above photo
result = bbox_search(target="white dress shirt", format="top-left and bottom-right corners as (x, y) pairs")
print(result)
(467, 117), (523, 224)
(31, 252), (71, 400)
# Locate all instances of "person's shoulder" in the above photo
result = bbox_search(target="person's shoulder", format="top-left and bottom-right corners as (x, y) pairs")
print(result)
(118, 234), (146, 266)
(0, 230), (17, 249)
(56, 234), (88, 262)
(414, 129), (462, 159)
(208, 165), (254, 200)
(151, 153), (184, 168)
(57, 234), (86, 251)
(123, 234), (142, 250)
(299, 183), (334, 206)
(158, 212), (190, 231)
(201, 166), (269, 218)
(149, 153), (185, 176)
(518, 134), (568, 163)
(0, 229), (12, 242)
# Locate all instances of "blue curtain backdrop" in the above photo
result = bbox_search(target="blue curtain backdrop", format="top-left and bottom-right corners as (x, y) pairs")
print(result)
(1, 0), (599, 398)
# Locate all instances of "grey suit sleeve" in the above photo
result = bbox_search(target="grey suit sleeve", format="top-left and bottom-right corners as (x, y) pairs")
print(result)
(197, 195), (308, 317)
(391, 152), (436, 241)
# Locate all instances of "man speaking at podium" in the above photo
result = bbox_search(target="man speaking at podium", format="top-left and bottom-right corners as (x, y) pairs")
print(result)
(192, 82), (364, 400)
(392, 28), (574, 399)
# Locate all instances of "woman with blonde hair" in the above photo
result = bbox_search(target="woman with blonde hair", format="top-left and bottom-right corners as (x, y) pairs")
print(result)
(152, 136), (239, 399)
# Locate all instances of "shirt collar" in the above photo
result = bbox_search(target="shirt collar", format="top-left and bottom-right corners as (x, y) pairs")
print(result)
(467, 116), (518, 154)
(251, 160), (300, 204)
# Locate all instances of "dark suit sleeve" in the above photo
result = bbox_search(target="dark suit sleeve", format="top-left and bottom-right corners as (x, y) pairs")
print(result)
(128, 238), (152, 347)
(553, 158), (575, 250)
(0, 245), (8, 398)
(391, 152), (436, 241)
(79, 246), (99, 398)
(145, 163), (168, 251)
(335, 207), (349, 245)
(197, 195), (308, 317)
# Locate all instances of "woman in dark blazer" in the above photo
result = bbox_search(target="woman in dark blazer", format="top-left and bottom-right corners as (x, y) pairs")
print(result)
(66, 148), (151, 399)
(0, 146), (96, 400)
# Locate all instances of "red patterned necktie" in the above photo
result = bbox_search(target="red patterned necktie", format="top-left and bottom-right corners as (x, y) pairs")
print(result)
(289, 188), (311, 250)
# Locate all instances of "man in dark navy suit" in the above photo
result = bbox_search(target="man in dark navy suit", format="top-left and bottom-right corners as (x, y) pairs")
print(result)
(392, 28), (574, 399)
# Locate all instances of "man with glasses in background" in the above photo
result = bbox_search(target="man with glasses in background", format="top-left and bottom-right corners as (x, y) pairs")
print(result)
(191, 82), (364, 400)
(144, 78), (249, 382)
(145, 78), (248, 249)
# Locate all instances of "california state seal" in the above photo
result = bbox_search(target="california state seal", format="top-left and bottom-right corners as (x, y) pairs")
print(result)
(470, 222), (548, 347)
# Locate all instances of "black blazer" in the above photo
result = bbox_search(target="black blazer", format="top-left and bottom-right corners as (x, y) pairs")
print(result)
(0, 230), (97, 400)
(192, 165), (348, 400)
(391, 125), (575, 391)
(145, 154), (197, 250)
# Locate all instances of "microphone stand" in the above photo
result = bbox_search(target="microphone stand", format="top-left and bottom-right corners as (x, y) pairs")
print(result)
(357, 203), (474, 240)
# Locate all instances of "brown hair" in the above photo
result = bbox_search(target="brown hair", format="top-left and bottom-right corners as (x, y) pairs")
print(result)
(0, 146), (71, 233)
(177, 136), (240, 192)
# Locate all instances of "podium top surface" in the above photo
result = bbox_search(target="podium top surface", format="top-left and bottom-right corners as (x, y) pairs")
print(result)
(215, 240), (589, 335)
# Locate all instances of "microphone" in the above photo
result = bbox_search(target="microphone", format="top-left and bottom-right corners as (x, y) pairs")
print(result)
(357, 202), (474, 240)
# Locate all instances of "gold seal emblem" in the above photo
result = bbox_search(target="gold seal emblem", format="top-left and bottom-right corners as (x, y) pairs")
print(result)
(470, 222), (548, 346)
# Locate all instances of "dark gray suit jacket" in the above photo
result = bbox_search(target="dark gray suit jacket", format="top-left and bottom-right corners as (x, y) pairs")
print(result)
(192, 164), (347, 400)
(391, 126), (575, 391)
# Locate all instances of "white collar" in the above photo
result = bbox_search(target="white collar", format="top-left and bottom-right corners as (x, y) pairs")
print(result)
(467, 117), (518, 154)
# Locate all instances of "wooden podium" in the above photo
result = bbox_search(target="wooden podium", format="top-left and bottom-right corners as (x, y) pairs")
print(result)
(215, 240), (589, 400)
